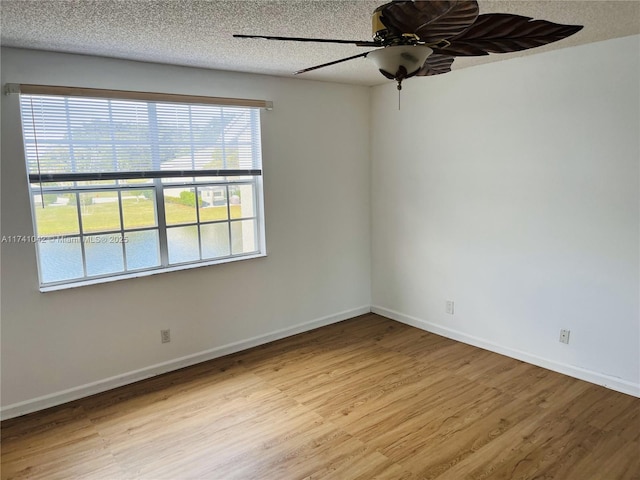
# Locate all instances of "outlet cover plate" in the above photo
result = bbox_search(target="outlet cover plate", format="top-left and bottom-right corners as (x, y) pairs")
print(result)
(446, 301), (454, 315)
(161, 329), (171, 343)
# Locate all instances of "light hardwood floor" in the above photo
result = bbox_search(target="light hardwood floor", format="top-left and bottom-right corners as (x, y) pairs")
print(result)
(2, 314), (639, 479)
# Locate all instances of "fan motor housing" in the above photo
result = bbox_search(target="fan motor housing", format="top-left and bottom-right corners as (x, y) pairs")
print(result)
(371, 9), (388, 41)
(371, 6), (418, 45)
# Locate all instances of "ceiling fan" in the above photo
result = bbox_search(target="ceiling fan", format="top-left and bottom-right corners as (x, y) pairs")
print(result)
(234, 0), (583, 90)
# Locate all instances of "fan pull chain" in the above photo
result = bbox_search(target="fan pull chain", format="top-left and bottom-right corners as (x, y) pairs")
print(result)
(397, 80), (402, 111)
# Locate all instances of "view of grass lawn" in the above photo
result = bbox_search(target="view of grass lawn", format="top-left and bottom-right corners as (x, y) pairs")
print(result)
(34, 197), (240, 236)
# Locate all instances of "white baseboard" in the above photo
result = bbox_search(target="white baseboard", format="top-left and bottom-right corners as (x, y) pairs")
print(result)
(0, 305), (371, 420)
(371, 305), (640, 398)
(5, 304), (636, 420)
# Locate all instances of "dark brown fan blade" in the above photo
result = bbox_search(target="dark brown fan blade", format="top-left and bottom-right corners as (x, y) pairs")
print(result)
(432, 14), (584, 56)
(233, 34), (379, 47)
(294, 51), (373, 75)
(379, 1), (479, 44)
(415, 54), (455, 76)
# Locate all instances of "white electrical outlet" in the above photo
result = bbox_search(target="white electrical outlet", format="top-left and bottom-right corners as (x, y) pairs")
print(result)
(161, 329), (171, 343)
(559, 329), (570, 344)
(446, 300), (454, 315)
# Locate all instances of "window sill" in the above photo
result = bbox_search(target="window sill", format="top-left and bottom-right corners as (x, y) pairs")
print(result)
(39, 252), (267, 292)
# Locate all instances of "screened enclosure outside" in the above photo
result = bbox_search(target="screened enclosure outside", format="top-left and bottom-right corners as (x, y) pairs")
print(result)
(20, 91), (266, 288)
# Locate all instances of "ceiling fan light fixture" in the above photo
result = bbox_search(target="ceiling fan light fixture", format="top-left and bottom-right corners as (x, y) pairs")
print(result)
(367, 45), (433, 84)
(234, 0), (584, 86)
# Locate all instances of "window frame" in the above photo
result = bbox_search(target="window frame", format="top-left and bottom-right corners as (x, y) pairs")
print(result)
(13, 84), (270, 291)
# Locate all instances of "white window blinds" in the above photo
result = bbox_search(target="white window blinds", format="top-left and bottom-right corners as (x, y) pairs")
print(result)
(20, 93), (263, 182)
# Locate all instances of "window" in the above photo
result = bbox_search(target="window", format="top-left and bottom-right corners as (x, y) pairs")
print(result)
(18, 86), (267, 289)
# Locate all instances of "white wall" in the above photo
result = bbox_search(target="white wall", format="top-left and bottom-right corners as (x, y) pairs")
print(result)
(371, 35), (640, 396)
(0, 48), (371, 417)
(2, 35), (639, 418)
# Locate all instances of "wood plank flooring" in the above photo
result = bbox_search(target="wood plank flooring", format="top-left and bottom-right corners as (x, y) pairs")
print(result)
(2, 314), (639, 479)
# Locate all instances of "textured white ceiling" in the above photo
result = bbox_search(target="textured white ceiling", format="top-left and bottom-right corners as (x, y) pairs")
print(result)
(1, 1), (639, 86)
